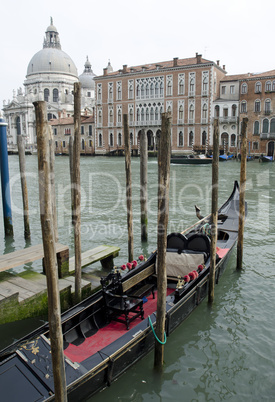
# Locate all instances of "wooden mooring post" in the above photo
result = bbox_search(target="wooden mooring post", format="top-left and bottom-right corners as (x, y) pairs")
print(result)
(49, 129), (58, 242)
(237, 117), (248, 269)
(69, 136), (74, 225)
(73, 82), (82, 303)
(140, 128), (148, 242)
(154, 113), (171, 369)
(17, 134), (31, 239)
(34, 100), (67, 401)
(208, 118), (219, 304)
(123, 114), (134, 262)
(0, 116), (13, 237)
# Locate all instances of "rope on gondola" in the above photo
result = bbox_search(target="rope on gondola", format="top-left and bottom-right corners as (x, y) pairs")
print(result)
(148, 316), (167, 345)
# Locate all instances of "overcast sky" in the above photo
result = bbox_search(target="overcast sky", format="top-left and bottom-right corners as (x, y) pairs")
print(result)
(1, 0), (274, 108)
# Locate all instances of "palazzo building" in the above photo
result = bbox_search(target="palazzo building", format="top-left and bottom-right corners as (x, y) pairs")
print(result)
(93, 54), (226, 155)
(238, 70), (275, 157)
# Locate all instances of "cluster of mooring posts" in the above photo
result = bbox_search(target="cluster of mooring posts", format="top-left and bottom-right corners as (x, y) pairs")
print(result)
(0, 95), (248, 395)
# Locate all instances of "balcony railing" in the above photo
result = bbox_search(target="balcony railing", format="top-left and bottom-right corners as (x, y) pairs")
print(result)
(260, 133), (275, 140)
(135, 119), (161, 127)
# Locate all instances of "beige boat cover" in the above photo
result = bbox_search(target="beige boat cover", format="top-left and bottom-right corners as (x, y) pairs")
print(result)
(157, 252), (204, 278)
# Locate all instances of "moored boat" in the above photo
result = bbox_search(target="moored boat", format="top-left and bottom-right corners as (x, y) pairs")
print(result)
(171, 154), (212, 165)
(0, 182), (244, 401)
(260, 155), (273, 162)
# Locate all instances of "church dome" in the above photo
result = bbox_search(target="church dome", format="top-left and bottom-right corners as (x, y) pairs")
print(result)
(26, 18), (78, 79)
(27, 48), (78, 77)
(78, 56), (96, 89)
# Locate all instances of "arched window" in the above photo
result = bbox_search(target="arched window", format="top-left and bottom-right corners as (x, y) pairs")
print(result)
(150, 107), (154, 121)
(232, 104), (237, 117)
(117, 109), (122, 123)
(255, 100), (261, 113)
(255, 81), (261, 93)
(109, 108), (113, 123)
(273, 81), (275, 91)
(189, 77), (195, 94)
(231, 134), (236, 147)
(202, 104), (207, 120)
(265, 81), (271, 92)
(137, 109), (140, 121)
(167, 81), (172, 96)
(189, 104), (194, 122)
(109, 133), (114, 147)
(129, 83), (133, 99)
(136, 84), (140, 98)
(252, 142), (259, 150)
(81, 139), (85, 150)
(150, 83), (154, 97)
(265, 99), (271, 114)
(16, 116), (21, 135)
(44, 88), (49, 101)
(167, 105), (172, 114)
(130, 132), (133, 146)
(254, 121), (259, 135)
(160, 82), (164, 97)
(98, 133), (102, 147)
(155, 107), (159, 121)
(155, 83), (159, 97)
(146, 83), (149, 98)
(141, 84), (145, 98)
(263, 118), (269, 133)
(146, 108), (149, 121)
(270, 118), (275, 133)
(179, 131), (184, 146)
(202, 131), (207, 146)
(179, 105), (184, 120)
(189, 131), (194, 146)
(118, 133), (122, 146)
(53, 88), (58, 102)
(129, 108), (134, 123)
(241, 83), (247, 94)
(141, 108), (145, 121)
(215, 105), (220, 118)
(241, 101), (247, 113)
(98, 110), (102, 124)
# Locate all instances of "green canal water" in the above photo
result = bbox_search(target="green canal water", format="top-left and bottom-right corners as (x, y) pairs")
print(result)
(0, 155), (274, 401)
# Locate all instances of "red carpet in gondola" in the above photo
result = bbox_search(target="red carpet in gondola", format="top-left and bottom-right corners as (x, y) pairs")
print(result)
(64, 289), (173, 363)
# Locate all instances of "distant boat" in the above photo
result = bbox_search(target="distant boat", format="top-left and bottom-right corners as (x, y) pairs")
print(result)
(171, 154), (212, 165)
(219, 154), (234, 161)
(260, 155), (273, 162)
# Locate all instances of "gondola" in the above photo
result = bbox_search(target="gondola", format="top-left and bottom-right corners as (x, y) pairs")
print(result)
(260, 155), (273, 162)
(0, 181), (244, 402)
(170, 154), (212, 165)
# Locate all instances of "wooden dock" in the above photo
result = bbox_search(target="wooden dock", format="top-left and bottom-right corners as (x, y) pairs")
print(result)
(0, 243), (120, 324)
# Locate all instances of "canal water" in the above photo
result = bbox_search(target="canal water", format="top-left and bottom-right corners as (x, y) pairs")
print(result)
(0, 155), (274, 401)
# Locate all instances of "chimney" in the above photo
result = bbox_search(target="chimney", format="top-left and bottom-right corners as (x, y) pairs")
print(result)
(223, 65), (226, 70)
(103, 67), (108, 76)
(173, 57), (178, 67)
(196, 53), (202, 64)
(217, 60), (220, 66)
(123, 64), (127, 73)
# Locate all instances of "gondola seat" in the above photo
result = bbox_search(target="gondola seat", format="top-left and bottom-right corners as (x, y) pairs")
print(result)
(186, 233), (210, 261)
(101, 275), (144, 330)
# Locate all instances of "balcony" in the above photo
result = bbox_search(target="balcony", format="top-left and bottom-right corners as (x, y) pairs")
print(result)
(264, 110), (272, 115)
(188, 91), (195, 97)
(135, 120), (161, 127)
(260, 133), (275, 140)
(177, 119), (184, 125)
(214, 116), (238, 124)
